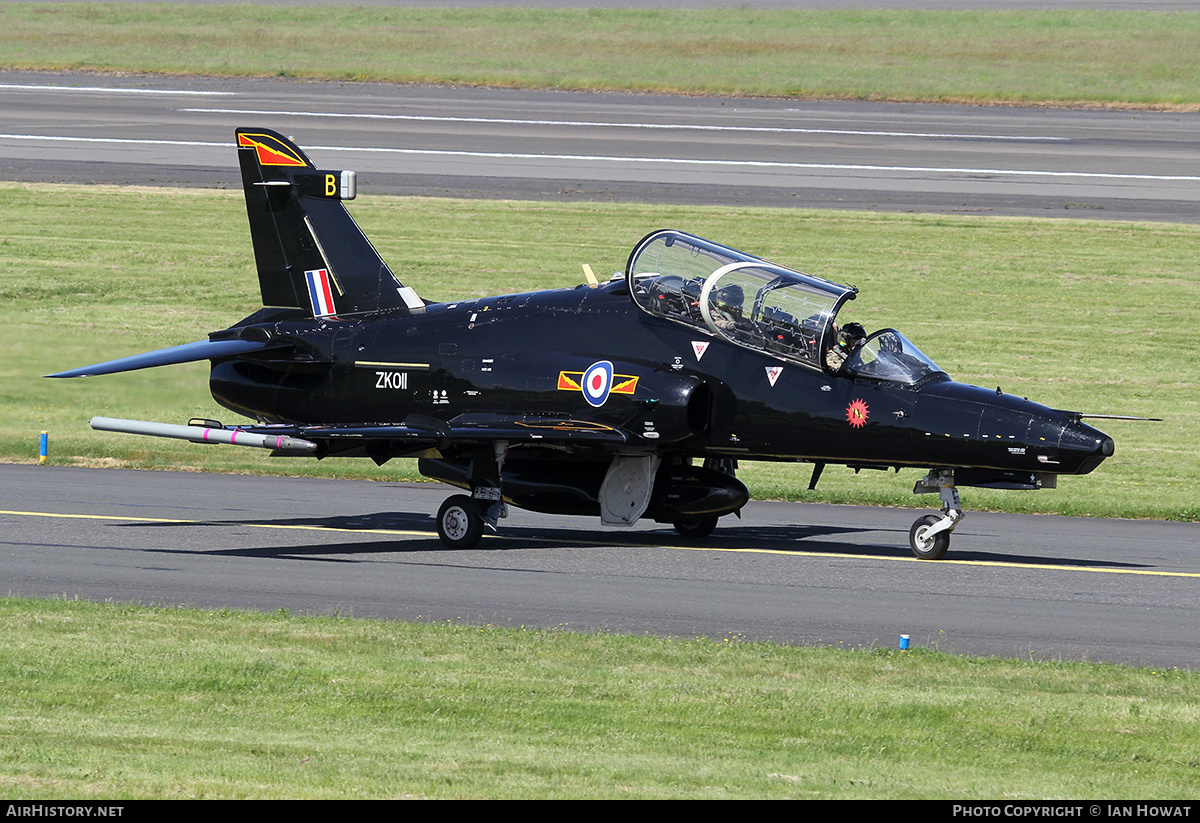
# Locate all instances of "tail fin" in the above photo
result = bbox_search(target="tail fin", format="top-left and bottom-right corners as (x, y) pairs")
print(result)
(236, 128), (424, 317)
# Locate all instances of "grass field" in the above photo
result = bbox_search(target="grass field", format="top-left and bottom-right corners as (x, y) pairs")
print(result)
(3, 597), (1199, 799)
(5, 182), (1195, 520)
(2, 5), (1200, 106)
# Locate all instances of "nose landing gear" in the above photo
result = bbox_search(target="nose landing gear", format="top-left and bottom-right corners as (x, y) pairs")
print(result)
(910, 470), (963, 560)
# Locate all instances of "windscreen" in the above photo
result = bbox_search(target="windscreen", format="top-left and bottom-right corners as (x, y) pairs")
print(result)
(842, 329), (946, 384)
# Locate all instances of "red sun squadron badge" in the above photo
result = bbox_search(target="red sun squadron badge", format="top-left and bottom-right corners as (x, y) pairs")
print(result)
(846, 399), (869, 428)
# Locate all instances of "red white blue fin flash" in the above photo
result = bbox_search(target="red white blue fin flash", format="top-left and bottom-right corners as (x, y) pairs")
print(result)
(305, 268), (336, 318)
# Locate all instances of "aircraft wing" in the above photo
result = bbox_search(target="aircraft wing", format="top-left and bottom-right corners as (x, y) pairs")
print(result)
(265, 413), (632, 452)
(90, 413), (632, 459)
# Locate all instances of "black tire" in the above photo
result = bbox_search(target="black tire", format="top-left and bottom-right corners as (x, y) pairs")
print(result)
(437, 495), (484, 549)
(909, 514), (950, 560)
(674, 516), (718, 538)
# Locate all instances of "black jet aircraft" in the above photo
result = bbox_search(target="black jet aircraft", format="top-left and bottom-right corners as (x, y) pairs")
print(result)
(50, 128), (1119, 559)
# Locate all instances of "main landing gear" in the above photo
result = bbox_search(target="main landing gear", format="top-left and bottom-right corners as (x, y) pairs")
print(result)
(672, 515), (718, 538)
(435, 486), (505, 549)
(435, 443), (508, 549)
(909, 469), (963, 560)
(436, 495), (485, 549)
(431, 451), (742, 548)
(671, 457), (737, 538)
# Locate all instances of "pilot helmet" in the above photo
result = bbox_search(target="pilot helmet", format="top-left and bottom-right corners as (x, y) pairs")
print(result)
(838, 321), (866, 349)
(715, 284), (744, 311)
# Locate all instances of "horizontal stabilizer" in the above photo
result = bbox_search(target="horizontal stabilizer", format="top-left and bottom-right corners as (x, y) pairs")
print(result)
(47, 339), (280, 378)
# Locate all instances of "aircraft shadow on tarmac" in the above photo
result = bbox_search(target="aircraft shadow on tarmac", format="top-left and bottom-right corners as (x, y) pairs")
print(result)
(116, 512), (1148, 570)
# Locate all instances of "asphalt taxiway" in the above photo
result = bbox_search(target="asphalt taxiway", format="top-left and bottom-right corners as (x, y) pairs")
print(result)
(3, 465), (1197, 668)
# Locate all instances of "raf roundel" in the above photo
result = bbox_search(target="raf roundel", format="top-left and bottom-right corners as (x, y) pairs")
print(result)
(581, 360), (615, 407)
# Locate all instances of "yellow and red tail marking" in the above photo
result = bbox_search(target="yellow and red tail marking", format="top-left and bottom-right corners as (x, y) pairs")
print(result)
(237, 132), (308, 167)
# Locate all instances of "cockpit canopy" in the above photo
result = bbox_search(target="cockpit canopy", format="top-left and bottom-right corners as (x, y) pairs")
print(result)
(627, 230), (856, 371)
(625, 230), (946, 384)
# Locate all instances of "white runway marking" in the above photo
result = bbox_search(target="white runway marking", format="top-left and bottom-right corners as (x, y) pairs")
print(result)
(2, 133), (1194, 183)
(0, 83), (234, 96)
(183, 106), (1069, 142)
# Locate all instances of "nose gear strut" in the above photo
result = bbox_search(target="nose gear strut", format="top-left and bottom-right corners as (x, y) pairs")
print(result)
(909, 469), (963, 560)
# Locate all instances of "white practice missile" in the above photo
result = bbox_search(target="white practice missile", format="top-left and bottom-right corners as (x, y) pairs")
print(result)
(90, 416), (318, 453)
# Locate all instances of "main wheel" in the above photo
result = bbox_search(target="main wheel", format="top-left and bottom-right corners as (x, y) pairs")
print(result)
(437, 495), (484, 549)
(909, 514), (950, 560)
(674, 516), (718, 538)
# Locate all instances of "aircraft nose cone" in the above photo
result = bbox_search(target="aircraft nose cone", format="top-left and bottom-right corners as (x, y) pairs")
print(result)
(1061, 424), (1113, 475)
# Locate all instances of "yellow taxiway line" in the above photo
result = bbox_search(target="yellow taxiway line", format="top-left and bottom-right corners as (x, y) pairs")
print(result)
(3, 508), (1198, 579)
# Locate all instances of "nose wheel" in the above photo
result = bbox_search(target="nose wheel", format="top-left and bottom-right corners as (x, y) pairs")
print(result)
(910, 470), (964, 560)
(909, 513), (952, 560)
